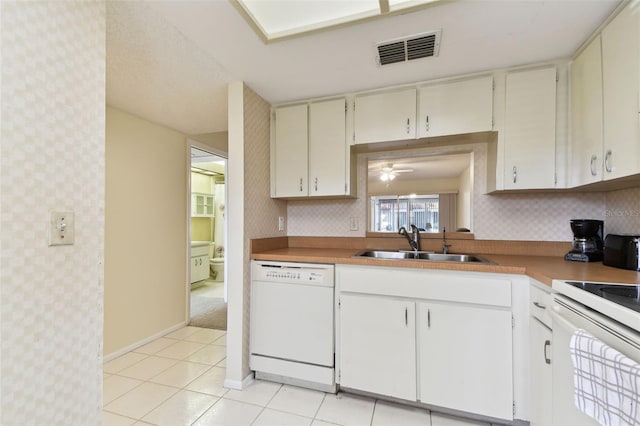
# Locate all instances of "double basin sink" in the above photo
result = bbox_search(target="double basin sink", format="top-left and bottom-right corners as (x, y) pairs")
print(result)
(354, 250), (493, 264)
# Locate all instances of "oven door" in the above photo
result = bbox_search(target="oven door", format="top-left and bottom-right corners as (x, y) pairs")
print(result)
(550, 294), (640, 426)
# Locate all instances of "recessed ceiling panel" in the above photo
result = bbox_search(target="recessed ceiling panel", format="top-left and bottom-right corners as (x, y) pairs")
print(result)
(235, 0), (442, 42)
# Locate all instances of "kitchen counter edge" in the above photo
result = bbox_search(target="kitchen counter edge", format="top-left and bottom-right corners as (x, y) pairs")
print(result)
(251, 248), (640, 287)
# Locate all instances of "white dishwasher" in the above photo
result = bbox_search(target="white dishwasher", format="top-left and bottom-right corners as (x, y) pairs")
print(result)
(250, 260), (336, 392)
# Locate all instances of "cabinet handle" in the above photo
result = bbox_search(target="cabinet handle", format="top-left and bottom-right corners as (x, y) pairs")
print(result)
(590, 155), (598, 177)
(406, 118), (410, 134)
(533, 301), (546, 309)
(427, 309), (431, 328)
(299, 178), (303, 192)
(425, 115), (430, 132)
(544, 340), (551, 364)
(314, 177), (318, 192)
(512, 166), (517, 184)
(604, 150), (613, 173)
(405, 308), (408, 326)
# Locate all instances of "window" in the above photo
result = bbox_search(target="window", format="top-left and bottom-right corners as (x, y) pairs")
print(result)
(371, 195), (439, 232)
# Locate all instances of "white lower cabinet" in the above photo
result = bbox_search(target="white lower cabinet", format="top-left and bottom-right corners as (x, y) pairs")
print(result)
(339, 294), (416, 401)
(336, 265), (519, 423)
(529, 284), (553, 426)
(417, 302), (513, 420)
(191, 255), (209, 283)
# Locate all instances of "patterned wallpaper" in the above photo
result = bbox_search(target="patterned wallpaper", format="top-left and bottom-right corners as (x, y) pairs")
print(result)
(288, 141), (606, 241)
(0, 2), (105, 424)
(605, 187), (640, 235)
(241, 85), (287, 376)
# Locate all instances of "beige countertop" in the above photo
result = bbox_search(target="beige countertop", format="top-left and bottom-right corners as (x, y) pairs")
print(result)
(251, 247), (640, 287)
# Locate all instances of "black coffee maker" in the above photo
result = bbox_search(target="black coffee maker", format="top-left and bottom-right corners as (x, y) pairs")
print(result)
(564, 219), (604, 262)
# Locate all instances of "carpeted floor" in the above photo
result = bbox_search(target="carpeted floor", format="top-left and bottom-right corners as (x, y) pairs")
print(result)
(189, 281), (227, 330)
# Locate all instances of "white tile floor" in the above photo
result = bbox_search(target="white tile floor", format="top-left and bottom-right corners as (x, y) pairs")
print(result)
(103, 326), (499, 426)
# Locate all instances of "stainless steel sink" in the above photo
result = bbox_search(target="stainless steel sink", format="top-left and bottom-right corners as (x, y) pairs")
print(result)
(355, 250), (416, 259)
(354, 250), (492, 264)
(415, 253), (490, 263)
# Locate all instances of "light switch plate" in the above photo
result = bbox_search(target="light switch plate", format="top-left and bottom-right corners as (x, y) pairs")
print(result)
(349, 217), (358, 231)
(278, 216), (285, 231)
(49, 211), (74, 246)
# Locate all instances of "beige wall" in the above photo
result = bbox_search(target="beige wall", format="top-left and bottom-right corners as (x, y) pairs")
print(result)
(190, 131), (229, 154)
(105, 106), (188, 356)
(0, 2), (105, 423)
(192, 171), (213, 194)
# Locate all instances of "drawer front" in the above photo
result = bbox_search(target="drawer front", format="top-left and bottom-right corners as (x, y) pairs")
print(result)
(530, 284), (552, 328)
(191, 245), (210, 257)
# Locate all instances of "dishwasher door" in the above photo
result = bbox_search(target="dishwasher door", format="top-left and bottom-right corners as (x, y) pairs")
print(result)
(250, 262), (334, 367)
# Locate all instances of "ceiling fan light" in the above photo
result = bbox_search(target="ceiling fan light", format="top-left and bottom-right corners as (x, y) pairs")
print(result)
(380, 173), (389, 181)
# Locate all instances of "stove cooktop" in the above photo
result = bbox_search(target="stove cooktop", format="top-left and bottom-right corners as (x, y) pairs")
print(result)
(565, 281), (640, 313)
(552, 280), (640, 333)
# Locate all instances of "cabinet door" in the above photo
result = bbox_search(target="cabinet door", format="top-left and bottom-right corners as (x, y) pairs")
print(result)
(529, 317), (552, 426)
(205, 195), (214, 217)
(339, 294), (416, 401)
(504, 67), (557, 190)
(602, 4), (640, 180)
(354, 88), (416, 144)
(417, 302), (513, 421)
(417, 76), (493, 138)
(273, 104), (308, 197)
(191, 256), (208, 283)
(571, 36), (604, 186)
(309, 98), (347, 196)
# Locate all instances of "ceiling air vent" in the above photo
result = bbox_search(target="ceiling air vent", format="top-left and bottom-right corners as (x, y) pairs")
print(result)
(377, 30), (442, 66)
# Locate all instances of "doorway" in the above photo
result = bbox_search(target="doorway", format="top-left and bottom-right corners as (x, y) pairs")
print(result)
(189, 146), (227, 330)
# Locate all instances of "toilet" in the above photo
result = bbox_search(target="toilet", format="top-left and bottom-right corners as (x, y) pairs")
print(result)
(210, 246), (224, 282)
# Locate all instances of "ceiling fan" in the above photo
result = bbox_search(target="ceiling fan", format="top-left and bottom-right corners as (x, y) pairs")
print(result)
(378, 163), (413, 181)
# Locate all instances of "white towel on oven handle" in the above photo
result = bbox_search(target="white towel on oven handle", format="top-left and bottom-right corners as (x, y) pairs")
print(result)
(570, 329), (640, 426)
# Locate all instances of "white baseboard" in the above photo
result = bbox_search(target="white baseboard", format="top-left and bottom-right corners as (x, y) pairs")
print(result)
(103, 321), (188, 362)
(224, 372), (254, 390)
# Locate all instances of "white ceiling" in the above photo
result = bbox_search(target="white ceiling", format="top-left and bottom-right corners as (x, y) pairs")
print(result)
(106, 0), (621, 135)
(368, 153), (471, 181)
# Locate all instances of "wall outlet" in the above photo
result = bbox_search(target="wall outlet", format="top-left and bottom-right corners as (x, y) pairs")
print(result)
(278, 216), (285, 231)
(49, 211), (75, 246)
(349, 217), (358, 231)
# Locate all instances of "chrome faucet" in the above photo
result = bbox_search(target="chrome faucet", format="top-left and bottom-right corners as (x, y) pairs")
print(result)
(442, 227), (451, 254)
(399, 224), (421, 252)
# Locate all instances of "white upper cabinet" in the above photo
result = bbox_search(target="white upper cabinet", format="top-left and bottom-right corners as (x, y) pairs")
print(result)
(309, 99), (348, 196)
(354, 88), (416, 144)
(271, 98), (352, 198)
(417, 76), (494, 138)
(503, 67), (558, 190)
(570, 35), (604, 187)
(569, 2), (640, 187)
(272, 103), (308, 197)
(601, 3), (640, 180)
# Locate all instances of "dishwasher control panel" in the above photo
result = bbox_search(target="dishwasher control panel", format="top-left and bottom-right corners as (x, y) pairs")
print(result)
(252, 261), (334, 286)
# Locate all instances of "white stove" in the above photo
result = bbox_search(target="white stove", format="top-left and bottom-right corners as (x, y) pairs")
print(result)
(550, 279), (640, 425)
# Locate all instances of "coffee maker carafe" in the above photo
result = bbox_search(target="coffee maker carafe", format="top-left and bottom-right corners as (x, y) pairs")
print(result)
(564, 219), (604, 262)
